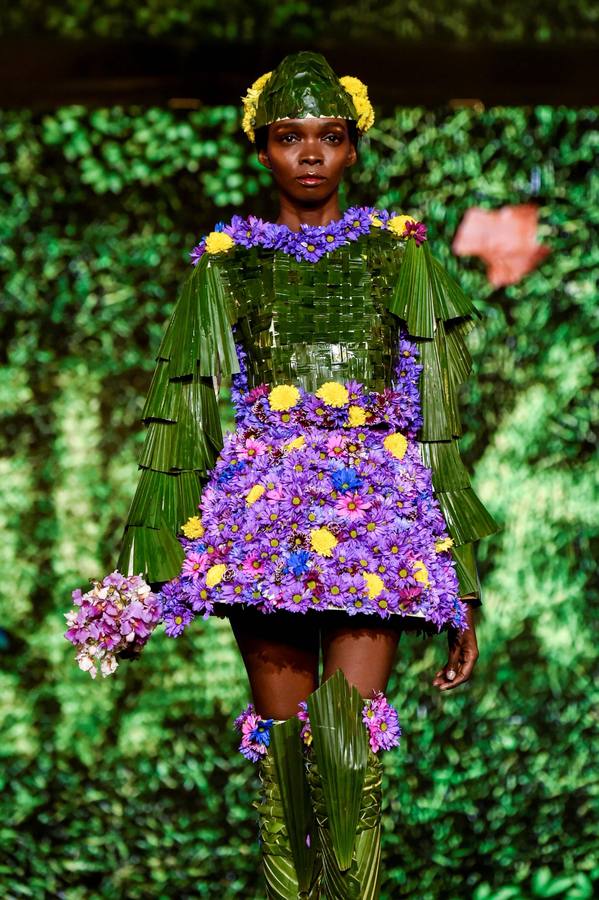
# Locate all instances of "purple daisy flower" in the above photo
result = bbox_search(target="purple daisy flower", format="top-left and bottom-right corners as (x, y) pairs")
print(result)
(189, 239), (206, 265)
(363, 693), (402, 752)
(342, 206), (373, 240)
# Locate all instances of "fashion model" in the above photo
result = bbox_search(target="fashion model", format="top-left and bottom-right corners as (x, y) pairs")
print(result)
(67, 51), (500, 899)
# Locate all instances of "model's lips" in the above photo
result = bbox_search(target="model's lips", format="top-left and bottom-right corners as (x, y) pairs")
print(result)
(296, 175), (326, 185)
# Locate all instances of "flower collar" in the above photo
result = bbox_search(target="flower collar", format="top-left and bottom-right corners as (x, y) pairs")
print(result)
(190, 206), (427, 266)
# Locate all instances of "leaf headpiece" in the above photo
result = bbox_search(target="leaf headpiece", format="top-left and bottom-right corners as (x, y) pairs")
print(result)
(241, 50), (375, 143)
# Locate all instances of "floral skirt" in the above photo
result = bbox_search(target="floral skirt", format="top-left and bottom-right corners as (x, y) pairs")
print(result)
(160, 392), (469, 637)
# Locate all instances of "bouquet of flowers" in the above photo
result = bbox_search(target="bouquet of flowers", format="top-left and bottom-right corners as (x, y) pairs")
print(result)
(64, 571), (162, 678)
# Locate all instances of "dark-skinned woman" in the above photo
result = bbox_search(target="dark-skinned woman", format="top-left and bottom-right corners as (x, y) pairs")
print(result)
(115, 51), (501, 899)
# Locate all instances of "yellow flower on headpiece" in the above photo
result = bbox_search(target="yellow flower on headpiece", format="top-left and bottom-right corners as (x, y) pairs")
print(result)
(241, 71), (273, 143)
(205, 231), (235, 254)
(269, 384), (301, 411)
(387, 215), (417, 239)
(340, 76), (375, 133)
(315, 381), (349, 408)
(181, 516), (205, 539)
(383, 432), (408, 460)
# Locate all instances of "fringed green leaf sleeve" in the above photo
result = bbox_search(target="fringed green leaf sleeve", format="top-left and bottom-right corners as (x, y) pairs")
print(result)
(389, 239), (501, 603)
(117, 254), (240, 583)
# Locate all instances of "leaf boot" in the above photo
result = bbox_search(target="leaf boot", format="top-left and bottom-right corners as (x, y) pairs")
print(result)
(235, 706), (322, 899)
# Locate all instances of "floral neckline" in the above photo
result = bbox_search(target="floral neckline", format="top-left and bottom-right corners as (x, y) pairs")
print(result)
(190, 206), (427, 266)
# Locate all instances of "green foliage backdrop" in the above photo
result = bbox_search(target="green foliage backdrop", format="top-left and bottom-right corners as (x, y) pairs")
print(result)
(1, 103), (598, 898)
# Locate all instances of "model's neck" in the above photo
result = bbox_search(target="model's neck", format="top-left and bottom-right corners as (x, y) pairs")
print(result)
(275, 195), (343, 232)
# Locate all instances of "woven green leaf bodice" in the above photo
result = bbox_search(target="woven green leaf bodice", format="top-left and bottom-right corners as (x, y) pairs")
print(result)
(217, 232), (405, 393)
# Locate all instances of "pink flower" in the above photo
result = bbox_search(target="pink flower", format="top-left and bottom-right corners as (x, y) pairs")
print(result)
(242, 555), (265, 576)
(181, 551), (210, 582)
(334, 492), (372, 519)
(326, 433), (348, 456)
(235, 437), (268, 460)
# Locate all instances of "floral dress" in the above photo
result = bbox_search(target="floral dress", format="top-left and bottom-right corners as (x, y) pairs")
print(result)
(117, 207), (500, 639)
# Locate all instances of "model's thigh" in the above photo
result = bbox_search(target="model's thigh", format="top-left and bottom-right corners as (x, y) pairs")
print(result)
(321, 613), (402, 698)
(227, 607), (320, 720)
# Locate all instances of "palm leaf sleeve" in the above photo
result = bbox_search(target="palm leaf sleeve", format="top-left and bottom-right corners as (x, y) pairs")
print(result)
(389, 239), (502, 602)
(116, 253), (240, 583)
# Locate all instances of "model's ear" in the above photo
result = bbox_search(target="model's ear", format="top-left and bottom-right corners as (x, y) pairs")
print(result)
(345, 144), (358, 168)
(257, 149), (272, 170)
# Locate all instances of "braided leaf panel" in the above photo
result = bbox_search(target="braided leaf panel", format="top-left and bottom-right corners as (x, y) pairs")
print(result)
(307, 670), (369, 871)
(307, 743), (382, 899)
(270, 719), (320, 895)
(256, 744), (322, 900)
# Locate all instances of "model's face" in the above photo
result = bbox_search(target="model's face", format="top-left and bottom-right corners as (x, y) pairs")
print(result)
(257, 117), (357, 204)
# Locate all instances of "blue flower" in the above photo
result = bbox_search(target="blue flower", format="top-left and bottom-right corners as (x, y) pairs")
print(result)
(331, 467), (363, 493)
(249, 718), (274, 746)
(284, 550), (311, 576)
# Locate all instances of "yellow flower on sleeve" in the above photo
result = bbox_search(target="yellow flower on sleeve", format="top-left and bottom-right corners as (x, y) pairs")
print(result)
(181, 516), (205, 539)
(205, 231), (235, 254)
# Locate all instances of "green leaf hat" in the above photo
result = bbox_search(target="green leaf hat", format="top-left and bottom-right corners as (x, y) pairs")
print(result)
(241, 50), (375, 142)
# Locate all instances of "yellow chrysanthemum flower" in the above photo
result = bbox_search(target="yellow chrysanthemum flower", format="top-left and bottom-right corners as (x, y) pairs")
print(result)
(285, 435), (306, 452)
(383, 432), (408, 460)
(241, 71), (273, 142)
(370, 213), (384, 228)
(206, 563), (227, 588)
(268, 383), (301, 411)
(205, 231), (235, 254)
(340, 75), (375, 133)
(435, 537), (454, 553)
(348, 404), (367, 426)
(315, 381), (349, 408)
(363, 572), (385, 599)
(246, 484), (266, 506)
(387, 215), (417, 239)
(181, 516), (205, 539)
(310, 527), (338, 557)
(413, 560), (431, 587)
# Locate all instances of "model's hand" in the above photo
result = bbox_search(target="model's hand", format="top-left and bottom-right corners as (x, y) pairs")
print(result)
(432, 604), (479, 691)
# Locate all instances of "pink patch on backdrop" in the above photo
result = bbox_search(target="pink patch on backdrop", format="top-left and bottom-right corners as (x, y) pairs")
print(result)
(452, 204), (550, 287)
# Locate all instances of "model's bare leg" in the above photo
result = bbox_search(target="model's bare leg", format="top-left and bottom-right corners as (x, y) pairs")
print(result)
(320, 612), (402, 697)
(228, 608), (320, 719)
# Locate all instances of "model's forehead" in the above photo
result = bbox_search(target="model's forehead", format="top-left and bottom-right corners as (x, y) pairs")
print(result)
(270, 116), (348, 127)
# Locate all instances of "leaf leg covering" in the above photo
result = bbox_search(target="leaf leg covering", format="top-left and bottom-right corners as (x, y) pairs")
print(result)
(257, 725), (322, 900)
(117, 254), (240, 583)
(306, 670), (383, 899)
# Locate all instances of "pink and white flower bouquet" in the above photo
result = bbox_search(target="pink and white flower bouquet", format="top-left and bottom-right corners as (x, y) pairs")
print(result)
(64, 571), (162, 678)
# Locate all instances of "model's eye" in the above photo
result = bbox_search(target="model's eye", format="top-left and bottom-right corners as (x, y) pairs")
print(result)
(324, 134), (343, 143)
(280, 134), (298, 143)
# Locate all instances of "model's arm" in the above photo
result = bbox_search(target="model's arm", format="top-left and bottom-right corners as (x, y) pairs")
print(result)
(116, 251), (240, 585)
(388, 232), (501, 689)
